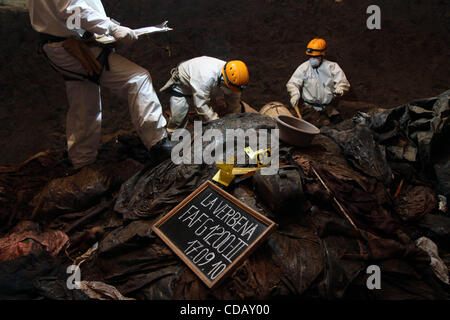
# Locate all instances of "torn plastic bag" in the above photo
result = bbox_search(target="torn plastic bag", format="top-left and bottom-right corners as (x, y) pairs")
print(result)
(120, 266), (182, 299)
(78, 281), (135, 300)
(417, 214), (450, 243)
(252, 165), (304, 215)
(30, 166), (111, 219)
(312, 167), (397, 235)
(394, 185), (438, 222)
(94, 220), (179, 295)
(28, 158), (142, 221)
(311, 212), (449, 299)
(0, 221), (69, 263)
(0, 251), (66, 300)
(318, 235), (366, 299)
(416, 237), (449, 284)
(292, 134), (376, 193)
(321, 125), (392, 185)
(347, 257), (449, 299)
(114, 161), (214, 221)
(434, 161), (450, 197)
(369, 90), (449, 177)
(77, 220), (180, 299)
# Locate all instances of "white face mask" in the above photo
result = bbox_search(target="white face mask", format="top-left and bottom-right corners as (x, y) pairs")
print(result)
(309, 57), (322, 68)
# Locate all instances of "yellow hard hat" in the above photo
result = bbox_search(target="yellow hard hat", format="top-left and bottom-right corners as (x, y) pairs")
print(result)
(306, 38), (327, 56)
(222, 60), (249, 92)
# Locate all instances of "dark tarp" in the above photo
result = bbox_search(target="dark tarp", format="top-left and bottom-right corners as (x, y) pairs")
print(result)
(364, 90), (449, 195)
(0, 221), (68, 263)
(95, 113), (449, 299)
(114, 113), (277, 221)
(321, 125), (392, 185)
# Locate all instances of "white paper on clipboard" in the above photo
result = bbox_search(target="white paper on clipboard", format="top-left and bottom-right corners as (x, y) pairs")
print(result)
(95, 21), (173, 45)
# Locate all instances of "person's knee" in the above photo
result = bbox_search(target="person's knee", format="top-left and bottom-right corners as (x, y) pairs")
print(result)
(126, 69), (160, 109)
(171, 97), (189, 112)
(125, 67), (152, 91)
(136, 68), (152, 82)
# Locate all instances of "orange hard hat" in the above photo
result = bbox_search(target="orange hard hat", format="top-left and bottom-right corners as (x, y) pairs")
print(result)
(306, 38), (327, 56)
(222, 60), (249, 92)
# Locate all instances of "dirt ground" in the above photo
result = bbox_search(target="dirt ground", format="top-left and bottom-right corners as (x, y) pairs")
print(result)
(0, 0), (449, 165)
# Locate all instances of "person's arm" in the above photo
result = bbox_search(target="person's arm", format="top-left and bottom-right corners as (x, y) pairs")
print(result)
(54, 0), (116, 35)
(286, 65), (305, 107)
(223, 89), (242, 114)
(330, 63), (350, 96)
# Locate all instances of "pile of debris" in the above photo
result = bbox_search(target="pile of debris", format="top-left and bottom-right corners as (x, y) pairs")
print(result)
(0, 91), (449, 300)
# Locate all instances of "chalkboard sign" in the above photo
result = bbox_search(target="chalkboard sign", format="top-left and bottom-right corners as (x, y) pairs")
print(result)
(152, 180), (276, 288)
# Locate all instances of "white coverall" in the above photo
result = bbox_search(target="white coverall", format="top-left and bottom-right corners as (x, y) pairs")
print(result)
(165, 56), (242, 133)
(28, 0), (167, 168)
(286, 59), (350, 110)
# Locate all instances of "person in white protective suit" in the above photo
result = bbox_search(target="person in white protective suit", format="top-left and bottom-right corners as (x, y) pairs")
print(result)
(27, 0), (170, 169)
(286, 38), (350, 125)
(160, 56), (249, 134)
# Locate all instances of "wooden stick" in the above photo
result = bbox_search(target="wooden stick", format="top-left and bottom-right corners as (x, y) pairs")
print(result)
(0, 150), (50, 174)
(293, 105), (302, 119)
(64, 199), (111, 234)
(394, 179), (404, 199)
(311, 167), (359, 231)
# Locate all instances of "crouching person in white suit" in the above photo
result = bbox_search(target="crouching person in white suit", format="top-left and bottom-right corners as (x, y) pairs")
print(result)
(160, 56), (249, 134)
(27, 0), (171, 169)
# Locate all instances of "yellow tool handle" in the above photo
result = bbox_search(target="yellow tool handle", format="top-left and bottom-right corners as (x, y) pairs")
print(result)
(293, 105), (302, 119)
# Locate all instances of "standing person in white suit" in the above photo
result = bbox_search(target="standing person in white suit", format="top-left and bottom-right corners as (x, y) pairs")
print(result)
(27, 0), (171, 169)
(160, 56), (249, 134)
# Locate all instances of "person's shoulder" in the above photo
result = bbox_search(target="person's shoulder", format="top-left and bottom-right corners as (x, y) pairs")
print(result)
(198, 56), (224, 63)
(295, 60), (309, 71)
(188, 56), (224, 67)
(300, 60), (310, 67)
(323, 59), (342, 69)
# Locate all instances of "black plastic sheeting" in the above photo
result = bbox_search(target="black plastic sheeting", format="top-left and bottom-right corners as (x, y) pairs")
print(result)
(114, 113), (277, 221)
(321, 125), (392, 185)
(360, 90), (449, 196)
(0, 251), (88, 300)
(97, 112), (449, 299)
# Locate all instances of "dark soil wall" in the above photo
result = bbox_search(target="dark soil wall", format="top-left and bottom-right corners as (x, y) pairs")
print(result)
(0, 0), (449, 164)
